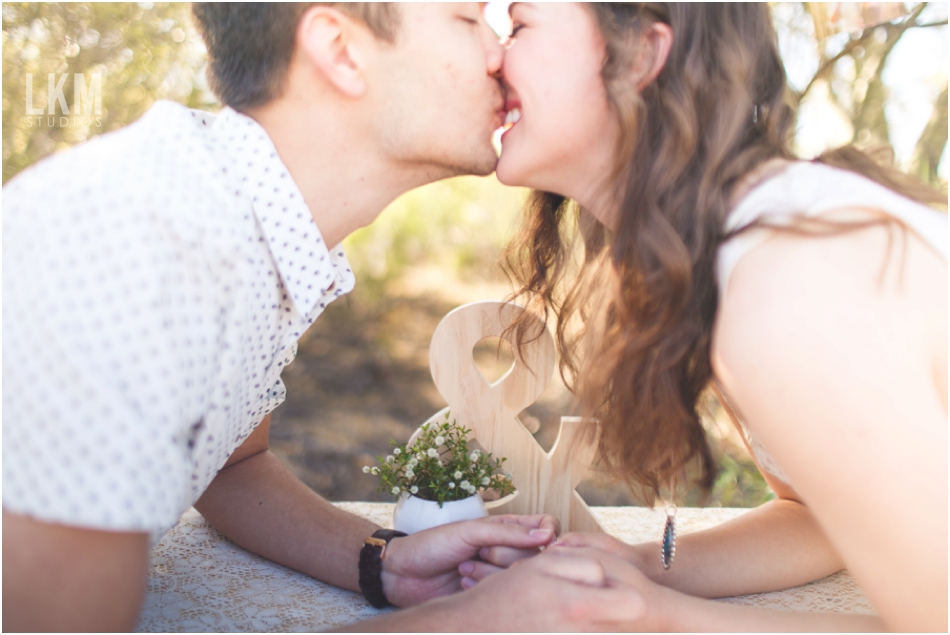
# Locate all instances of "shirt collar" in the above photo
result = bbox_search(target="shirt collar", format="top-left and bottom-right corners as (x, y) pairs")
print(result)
(211, 107), (355, 317)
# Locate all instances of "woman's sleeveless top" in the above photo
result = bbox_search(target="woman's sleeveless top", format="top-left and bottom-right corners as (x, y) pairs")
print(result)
(715, 161), (948, 485)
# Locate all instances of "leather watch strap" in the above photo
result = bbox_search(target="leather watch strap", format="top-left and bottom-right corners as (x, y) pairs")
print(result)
(358, 529), (407, 608)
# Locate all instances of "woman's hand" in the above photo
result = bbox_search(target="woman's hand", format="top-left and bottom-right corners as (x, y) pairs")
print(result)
(542, 543), (670, 631)
(454, 536), (670, 631)
(463, 530), (647, 588)
(553, 532), (645, 566)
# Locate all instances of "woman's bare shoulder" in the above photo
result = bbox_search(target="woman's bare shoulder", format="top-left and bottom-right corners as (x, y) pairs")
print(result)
(712, 208), (946, 394)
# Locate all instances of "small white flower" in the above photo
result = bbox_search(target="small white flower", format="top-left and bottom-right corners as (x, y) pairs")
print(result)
(386, 455), (394, 464)
(405, 469), (414, 479)
(391, 486), (401, 495)
(467, 485), (477, 494)
(393, 448), (401, 456)
(448, 482), (455, 489)
(410, 486), (419, 494)
(454, 470), (463, 480)
(362, 466), (371, 473)
(408, 458), (418, 467)
(435, 435), (445, 446)
(482, 477), (490, 486)
(427, 448), (439, 459)
(469, 451), (480, 461)
(416, 452), (425, 461)
(371, 467), (379, 475)
(460, 480), (470, 489)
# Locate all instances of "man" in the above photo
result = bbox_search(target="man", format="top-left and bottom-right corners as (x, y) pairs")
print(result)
(3, 4), (646, 631)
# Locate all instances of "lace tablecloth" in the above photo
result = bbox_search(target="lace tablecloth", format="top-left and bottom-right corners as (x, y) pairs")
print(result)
(136, 503), (875, 632)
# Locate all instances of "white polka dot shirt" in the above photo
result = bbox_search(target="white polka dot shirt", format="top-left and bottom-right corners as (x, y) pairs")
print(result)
(3, 100), (355, 539)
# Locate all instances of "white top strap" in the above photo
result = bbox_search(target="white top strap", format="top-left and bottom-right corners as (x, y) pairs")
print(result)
(718, 161), (947, 299)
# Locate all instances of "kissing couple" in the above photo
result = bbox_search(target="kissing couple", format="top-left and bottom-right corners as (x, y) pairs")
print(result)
(4, 3), (945, 631)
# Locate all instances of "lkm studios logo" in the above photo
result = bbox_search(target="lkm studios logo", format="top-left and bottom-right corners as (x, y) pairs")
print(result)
(25, 72), (103, 128)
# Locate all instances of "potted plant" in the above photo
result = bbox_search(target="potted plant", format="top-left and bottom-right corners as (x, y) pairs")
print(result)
(364, 411), (516, 533)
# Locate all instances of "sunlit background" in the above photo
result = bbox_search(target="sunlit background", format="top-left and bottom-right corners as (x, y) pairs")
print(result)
(2, 2), (946, 507)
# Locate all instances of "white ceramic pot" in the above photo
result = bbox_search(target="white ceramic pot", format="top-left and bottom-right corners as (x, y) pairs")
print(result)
(392, 493), (488, 534)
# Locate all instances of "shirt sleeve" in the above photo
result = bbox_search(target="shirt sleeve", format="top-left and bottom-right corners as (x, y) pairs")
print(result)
(2, 152), (220, 536)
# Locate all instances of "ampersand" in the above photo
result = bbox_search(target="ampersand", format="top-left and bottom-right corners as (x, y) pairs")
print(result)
(416, 301), (603, 533)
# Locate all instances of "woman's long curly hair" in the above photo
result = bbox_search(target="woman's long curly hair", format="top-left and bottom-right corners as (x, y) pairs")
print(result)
(503, 3), (944, 504)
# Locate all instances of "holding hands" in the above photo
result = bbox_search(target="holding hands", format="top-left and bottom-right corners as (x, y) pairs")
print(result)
(417, 534), (666, 632)
(377, 515), (668, 631)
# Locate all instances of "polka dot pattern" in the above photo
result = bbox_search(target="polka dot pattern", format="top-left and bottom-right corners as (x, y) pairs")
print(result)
(2, 101), (355, 539)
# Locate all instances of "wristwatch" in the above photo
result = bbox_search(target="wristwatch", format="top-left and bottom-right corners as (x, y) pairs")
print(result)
(358, 529), (407, 608)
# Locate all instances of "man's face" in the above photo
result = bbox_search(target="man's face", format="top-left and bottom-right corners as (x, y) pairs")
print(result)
(369, 3), (506, 178)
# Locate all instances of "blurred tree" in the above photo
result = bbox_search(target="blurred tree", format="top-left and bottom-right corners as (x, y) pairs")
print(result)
(913, 84), (948, 184)
(776, 2), (948, 188)
(2, 2), (215, 183)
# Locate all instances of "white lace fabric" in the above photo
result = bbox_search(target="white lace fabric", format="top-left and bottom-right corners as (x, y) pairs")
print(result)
(136, 503), (875, 632)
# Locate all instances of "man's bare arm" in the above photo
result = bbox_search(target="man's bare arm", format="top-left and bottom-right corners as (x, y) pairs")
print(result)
(195, 415), (379, 592)
(2, 510), (150, 632)
(196, 415), (559, 608)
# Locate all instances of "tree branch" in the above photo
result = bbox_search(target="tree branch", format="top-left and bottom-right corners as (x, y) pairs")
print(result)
(793, 3), (931, 106)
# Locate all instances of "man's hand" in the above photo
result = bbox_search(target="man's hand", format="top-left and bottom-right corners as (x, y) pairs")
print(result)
(379, 513), (559, 607)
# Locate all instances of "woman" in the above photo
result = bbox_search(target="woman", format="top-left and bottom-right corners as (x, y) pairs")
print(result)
(493, 3), (946, 631)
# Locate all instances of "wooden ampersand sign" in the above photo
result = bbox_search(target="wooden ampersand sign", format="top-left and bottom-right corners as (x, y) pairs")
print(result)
(415, 301), (603, 533)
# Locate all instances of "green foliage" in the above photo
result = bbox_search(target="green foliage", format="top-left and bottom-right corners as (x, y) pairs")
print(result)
(704, 451), (776, 508)
(2, 2), (216, 184)
(343, 175), (526, 296)
(365, 412), (516, 506)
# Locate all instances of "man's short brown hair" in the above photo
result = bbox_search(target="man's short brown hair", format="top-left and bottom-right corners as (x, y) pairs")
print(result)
(192, 3), (400, 111)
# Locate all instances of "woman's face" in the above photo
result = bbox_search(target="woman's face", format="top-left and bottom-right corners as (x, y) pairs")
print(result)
(496, 3), (621, 222)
